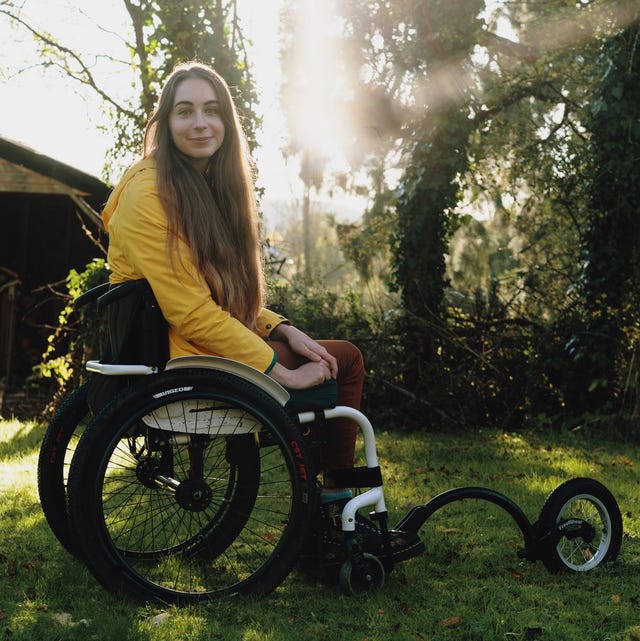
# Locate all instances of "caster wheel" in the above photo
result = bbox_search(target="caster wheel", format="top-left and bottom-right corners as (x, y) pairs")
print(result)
(339, 553), (385, 595)
(537, 477), (622, 572)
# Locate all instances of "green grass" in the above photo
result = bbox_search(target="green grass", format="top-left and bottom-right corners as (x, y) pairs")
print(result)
(1, 418), (640, 641)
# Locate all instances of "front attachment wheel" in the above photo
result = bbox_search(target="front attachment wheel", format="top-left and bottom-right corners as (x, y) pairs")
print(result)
(536, 478), (622, 572)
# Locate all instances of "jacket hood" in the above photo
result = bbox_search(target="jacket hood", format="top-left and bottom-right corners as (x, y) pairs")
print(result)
(102, 157), (156, 231)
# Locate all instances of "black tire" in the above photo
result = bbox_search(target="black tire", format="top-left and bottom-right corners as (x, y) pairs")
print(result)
(37, 383), (91, 557)
(67, 368), (314, 604)
(537, 477), (622, 572)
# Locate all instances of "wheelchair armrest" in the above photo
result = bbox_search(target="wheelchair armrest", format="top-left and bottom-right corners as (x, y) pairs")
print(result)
(73, 282), (110, 310)
(86, 360), (158, 376)
(73, 279), (147, 311)
(165, 355), (291, 406)
(96, 280), (141, 310)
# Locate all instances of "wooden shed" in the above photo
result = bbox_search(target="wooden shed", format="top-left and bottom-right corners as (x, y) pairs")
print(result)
(0, 136), (110, 397)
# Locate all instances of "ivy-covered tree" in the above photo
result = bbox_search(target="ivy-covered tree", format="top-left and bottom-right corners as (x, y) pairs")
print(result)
(568, 14), (640, 413)
(335, 0), (484, 393)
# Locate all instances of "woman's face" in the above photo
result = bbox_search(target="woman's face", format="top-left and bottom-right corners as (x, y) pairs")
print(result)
(169, 77), (226, 171)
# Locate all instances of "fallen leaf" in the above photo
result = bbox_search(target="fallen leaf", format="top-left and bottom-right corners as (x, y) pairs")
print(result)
(52, 612), (90, 628)
(52, 612), (74, 627)
(149, 613), (171, 626)
(440, 616), (461, 627)
(435, 525), (461, 534)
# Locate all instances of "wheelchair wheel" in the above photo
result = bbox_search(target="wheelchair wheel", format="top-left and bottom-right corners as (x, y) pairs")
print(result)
(37, 382), (91, 557)
(67, 368), (314, 604)
(537, 478), (622, 572)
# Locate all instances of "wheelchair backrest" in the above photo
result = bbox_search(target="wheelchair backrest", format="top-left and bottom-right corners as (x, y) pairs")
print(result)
(76, 279), (168, 369)
(105, 279), (168, 369)
(76, 279), (168, 413)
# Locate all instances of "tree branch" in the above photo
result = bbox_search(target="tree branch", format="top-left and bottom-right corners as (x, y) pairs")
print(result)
(480, 30), (539, 64)
(366, 372), (465, 427)
(122, 0), (155, 118)
(1, 8), (139, 120)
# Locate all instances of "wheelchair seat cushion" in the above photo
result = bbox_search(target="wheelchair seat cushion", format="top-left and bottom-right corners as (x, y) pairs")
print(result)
(285, 379), (338, 412)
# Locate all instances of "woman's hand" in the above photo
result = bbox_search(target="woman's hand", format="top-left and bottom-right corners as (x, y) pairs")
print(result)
(270, 324), (338, 378)
(268, 361), (332, 389)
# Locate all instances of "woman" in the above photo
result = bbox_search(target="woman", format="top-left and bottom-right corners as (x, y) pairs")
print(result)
(101, 61), (362, 484)
(102, 60), (423, 564)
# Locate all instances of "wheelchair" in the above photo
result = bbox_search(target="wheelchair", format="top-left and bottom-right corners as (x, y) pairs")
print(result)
(37, 280), (624, 605)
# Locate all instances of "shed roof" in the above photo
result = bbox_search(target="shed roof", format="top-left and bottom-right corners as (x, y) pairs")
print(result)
(0, 135), (111, 208)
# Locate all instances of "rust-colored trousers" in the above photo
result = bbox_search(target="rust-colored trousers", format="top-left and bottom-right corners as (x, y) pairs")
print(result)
(270, 339), (364, 471)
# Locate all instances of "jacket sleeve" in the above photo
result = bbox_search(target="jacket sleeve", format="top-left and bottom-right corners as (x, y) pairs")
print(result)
(109, 168), (278, 372)
(257, 308), (289, 339)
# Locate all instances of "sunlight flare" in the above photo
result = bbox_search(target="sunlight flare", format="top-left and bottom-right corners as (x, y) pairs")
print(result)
(288, 0), (351, 159)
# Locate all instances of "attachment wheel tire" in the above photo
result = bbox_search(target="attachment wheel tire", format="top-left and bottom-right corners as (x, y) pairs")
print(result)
(537, 477), (622, 572)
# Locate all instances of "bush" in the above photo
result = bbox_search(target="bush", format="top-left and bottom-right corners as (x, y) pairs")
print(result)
(33, 259), (110, 414)
(33, 262), (638, 436)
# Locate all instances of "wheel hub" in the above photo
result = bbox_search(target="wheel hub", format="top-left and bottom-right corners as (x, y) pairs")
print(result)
(558, 518), (596, 543)
(176, 479), (212, 512)
(136, 456), (161, 489)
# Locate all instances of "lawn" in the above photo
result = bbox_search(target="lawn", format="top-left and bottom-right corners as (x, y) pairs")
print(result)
(1, 418), (639, 641)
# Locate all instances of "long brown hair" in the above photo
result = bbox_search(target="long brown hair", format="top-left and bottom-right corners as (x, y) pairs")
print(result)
(143, 61), (264, 330)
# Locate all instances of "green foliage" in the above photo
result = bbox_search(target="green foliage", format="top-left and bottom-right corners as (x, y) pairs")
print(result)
(391, 6), (483, 389)
(33, 260), (109, 406)
(568, 18), (640, 413)
(337, 1), (485, 336)
(331, 0), (640, 431)
(336, 178), (397, 284)
(356, 293), (571, 431)
(393, 110), (473, 319)
(267, 280), (373, 345)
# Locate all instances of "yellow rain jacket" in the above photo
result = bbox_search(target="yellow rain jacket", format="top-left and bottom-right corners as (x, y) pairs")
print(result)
(101, 157), (285, 372)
